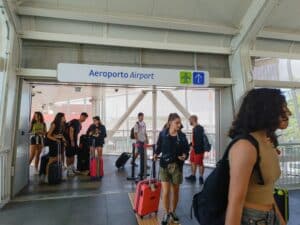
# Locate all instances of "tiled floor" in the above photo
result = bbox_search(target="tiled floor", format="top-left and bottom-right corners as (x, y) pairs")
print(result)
(0, 155), (300, 225)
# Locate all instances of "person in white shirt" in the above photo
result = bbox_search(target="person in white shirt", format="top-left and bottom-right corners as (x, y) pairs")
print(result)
(131, 112), (148, 167)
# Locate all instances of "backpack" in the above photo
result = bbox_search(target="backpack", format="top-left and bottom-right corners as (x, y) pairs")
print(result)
(203, 133), (212, 152)
(192, 134), (264, 225)
(130, 122), (138, 140)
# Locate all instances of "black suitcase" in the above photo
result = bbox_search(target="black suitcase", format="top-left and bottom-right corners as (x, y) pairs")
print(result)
(48, 142), (62, 185)
(39, 154), (49, 176)
(115, 152), (131, 168)
(77, 135), (90, 171)
(274, 187), (289, 222)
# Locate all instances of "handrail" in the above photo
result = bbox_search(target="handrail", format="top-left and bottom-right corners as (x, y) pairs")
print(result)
(279, 143), (300, 147)
(0, 148), (10, 155)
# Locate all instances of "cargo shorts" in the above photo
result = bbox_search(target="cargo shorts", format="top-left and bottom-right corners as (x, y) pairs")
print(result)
(159, 163), (183, 185)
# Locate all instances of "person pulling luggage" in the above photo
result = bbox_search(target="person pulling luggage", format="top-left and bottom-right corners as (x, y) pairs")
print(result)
(153, 113), (189, 225)
(65, 112), (88, 176)
(87, 116), (106, 179)
(44, 112), (67, 184)
(87, 116), (107, 160)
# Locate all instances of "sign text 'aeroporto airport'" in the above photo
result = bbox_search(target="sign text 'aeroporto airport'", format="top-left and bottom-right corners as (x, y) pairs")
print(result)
(57, 63), (209, 87)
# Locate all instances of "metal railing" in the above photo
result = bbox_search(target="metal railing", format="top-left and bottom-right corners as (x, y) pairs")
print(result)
(104, 130), (217, 167)
(277, 143), (300, 189)
(0, 149), (9, 207)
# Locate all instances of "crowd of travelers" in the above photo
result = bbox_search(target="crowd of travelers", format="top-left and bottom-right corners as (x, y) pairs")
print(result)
(29, 88), (290, 225)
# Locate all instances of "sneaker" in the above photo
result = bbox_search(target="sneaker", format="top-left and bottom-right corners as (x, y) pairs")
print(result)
(67, 168), (75, 177)
(71, 165), (80, 174)
(185, 175), (196, 182)
(199, 176), (204, 185)
(161, 213), (170, 225)
(39, 175), (45, 184)
(43, 176), (48, 184)
(169, 212), (180, 224)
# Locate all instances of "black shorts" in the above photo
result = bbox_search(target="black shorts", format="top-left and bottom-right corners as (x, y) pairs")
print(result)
(66, 146), (77, 157)
(30, 136), (43, 145)
(88, 137), (104, 148)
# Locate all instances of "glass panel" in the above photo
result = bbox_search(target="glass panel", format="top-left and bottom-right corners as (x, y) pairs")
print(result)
(253, 58), (300, 82)
(31, 85), (217, 166)
(0, 72), (3, 108)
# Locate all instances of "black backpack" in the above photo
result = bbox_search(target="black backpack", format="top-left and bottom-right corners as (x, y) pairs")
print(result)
(130, 122), (138, 140)
(192, 134), (264, 225)
(203, 133), (212, 152)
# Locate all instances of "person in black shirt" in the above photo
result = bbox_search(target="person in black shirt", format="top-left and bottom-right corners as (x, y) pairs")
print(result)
(154, 113), (189, 225)
(185, 115), (206, 184)
(45, 112), (67, 183)
(66, 112), (88, 176)
(87, 116), (107, 158)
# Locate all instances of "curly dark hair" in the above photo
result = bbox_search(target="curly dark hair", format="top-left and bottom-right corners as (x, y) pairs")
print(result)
(52, 112), (65, 133)
(30, 111), (45, 131)
(229, 88), (288, 146)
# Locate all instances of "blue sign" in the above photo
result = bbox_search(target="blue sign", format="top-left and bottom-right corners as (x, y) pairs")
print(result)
(193, 72), (205, 85)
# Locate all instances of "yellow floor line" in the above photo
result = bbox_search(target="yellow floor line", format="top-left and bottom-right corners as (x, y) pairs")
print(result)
(128, 193), (179, 225)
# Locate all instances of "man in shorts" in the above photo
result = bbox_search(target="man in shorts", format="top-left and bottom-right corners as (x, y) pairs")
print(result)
(185, 115), (205, 185)
(66, 112), (88, 176)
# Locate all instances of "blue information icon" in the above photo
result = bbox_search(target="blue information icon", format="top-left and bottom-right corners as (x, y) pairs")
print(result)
(193, 72), (205, 85)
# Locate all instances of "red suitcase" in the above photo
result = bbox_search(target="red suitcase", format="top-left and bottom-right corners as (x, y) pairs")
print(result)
(89, 139), (104, 180)
(134, 179), (161, 218)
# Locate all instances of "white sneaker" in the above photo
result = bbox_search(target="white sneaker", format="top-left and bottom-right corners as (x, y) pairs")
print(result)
(67, 168), (75, 177)
(39, 175), (45, 184)
(43, 176), (48, 184)
(71, 165), (79, 174)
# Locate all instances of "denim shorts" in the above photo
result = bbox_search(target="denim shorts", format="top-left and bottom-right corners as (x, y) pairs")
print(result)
(241, 207), (280, 225)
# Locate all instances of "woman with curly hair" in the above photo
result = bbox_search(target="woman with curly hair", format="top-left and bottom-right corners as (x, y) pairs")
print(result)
(46, 112), (67, 181)
(225, 88), (291, 225)
(29, 112), (47, 174)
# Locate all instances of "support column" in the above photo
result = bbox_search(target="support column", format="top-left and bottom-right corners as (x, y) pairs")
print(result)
(152, 86), (157, 144)
(100, 87), (106, 124)
(229, 45), (254, 110)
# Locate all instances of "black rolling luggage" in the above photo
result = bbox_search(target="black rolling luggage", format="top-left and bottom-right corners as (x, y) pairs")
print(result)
(39, 154), (49, 176)
(77, 135), (90, 171)
(115, 152), (131, 168)
(48, 142), (63, 185)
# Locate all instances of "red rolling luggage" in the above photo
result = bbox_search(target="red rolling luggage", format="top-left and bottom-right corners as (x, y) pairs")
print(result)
(89, 138), (104, 180)
(133, 162), (161, 218)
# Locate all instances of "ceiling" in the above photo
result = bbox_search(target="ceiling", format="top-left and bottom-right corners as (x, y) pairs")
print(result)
(20, 0), (252, 28)
(7, 0), (300, 59)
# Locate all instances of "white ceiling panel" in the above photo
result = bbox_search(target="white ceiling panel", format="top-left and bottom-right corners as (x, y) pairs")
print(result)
(108, 25), (166, 42)
(22, 16), (104, 36)
(264, 0), (300, 31)
(167, 30), (231, 48)
(22, 0), (108, 12)
(152, 0), (252, 27)
(21, 0), (252, 28)
(57, 0), (107, 11)
(107, 0), (154, 16)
